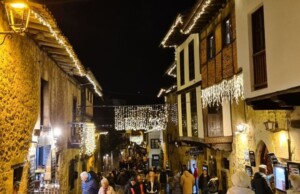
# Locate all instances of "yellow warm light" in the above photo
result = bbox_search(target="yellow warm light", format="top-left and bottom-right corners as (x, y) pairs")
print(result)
(241, 133), (247, 142)
(10, 3), (27, 9)
(4, 0), (30, 33)
(280, 132), (287, 147)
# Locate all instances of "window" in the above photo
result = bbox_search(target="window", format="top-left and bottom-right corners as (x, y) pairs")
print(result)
(190, 89), (198, 137)
(72, 98), (77, 121)
(207, 105), (223, 137)
(181, 94), (187, 136)
(69, 160), (75, 190)
(180, 50), (185, 85)
(41, 79), (49, 127)
(222, 17), (232, 46)
(188, 41), (195, 81)
(207, 33), (215, 59)
(252, 6), (267, 90)
(150, 139), (160, 149)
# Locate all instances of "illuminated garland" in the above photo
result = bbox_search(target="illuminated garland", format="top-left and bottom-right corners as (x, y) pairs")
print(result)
(161, 15), (183, 48)
(114, 105), (168, 131)
(201, 74), (244, 108)
(167, 65), (176, 77)
(86, 74), (102, 97)
(32, 10), (102, 97)
(181, 0), (212, 34)
(170, 103), (178, 125)
(80, 123), (96, 156)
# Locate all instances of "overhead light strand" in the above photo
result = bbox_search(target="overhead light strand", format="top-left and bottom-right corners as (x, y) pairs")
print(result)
(32, 10), (103, 97)
(181, 0), (212, 34)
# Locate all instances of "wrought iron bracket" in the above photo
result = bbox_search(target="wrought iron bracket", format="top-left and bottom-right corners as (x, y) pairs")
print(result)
(0, 32), (14, 46)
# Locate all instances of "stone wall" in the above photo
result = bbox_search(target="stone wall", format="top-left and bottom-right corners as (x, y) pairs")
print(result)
(0, 6), (87, 194)
(0, 7), (40, 194)
(229, 99), (299, 187)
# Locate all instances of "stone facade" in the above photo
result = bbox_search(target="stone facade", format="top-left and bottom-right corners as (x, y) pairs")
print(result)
(0, 6), (99, 194)
(0, 7), (40, 193)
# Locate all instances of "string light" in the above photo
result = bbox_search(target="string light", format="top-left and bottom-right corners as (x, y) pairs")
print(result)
(79, 123), (96, 156)
(114, 105), (168, 131)
(86, 74), (102, 97)
(157, 89), (166, 98)
(167, 63), (177, 78)
(157, 85), (177, 98)
(32, 10), (103, 97)
(201, 73), (244, 108)
(161, 15), (183, 48)
(181, 0), (212, 34)
(170, 103), (178, 125)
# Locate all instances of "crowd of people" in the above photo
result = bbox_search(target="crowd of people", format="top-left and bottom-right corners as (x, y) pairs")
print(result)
(80, 167), (165, 194)
(79, 164), (300, 194)
(226, 164), (300, 194)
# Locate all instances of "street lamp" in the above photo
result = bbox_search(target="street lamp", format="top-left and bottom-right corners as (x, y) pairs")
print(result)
(53, 127), (62, 138)
(0, 0), (30, 45)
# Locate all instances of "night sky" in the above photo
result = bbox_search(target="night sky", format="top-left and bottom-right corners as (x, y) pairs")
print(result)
(41, 0), (195, 105)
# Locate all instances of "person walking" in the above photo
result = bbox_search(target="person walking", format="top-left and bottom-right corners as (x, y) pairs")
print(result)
(80, 171), (99, 194)
(98, 177), (116, 194)
(145, 170), (160, 194)
(193, 164), (199, 194)
(124, 176), (141, 194)
(180, 169), (195, 194)
(226, 171), (254, 194)
(198, 168), (210, 194)
(136, 174), (146, 194)
(171, 170), (182, 194)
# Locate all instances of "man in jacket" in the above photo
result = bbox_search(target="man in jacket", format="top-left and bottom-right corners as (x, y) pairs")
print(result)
(81, 171), (99, 194)
(251, 165), (273, 194)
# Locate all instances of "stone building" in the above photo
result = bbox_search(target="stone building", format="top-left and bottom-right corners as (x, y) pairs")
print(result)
(161, 0), (300, 193)
(232, 1), (300, 192)
(161, 0), (238, 192)
(0, 2), (102, 194)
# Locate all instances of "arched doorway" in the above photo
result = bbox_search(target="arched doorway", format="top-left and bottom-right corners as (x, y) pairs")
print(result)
(257, 140), (273, 175)
(256, 140), (275, 192)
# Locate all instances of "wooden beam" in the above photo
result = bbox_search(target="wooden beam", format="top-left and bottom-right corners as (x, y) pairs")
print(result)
(27, 28), (54, 39)
(45, 48), (69, 56)
(37, 40), (64, 49)
(52, 57), (74, 63)
(28, 23), (51, 32)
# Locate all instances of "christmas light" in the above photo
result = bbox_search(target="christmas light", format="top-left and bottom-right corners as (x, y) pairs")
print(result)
(86, 74), (102, 97)
(32, 10), (103, 97)
(201, 73), (244, 108)
(181, 0), (212, 34)
(114, 105), (168, 131)
(170, 103), (178, 125)
(157, 89), (166, 98)
(80, 123), (96, 156)
(167, 63), (177, 78)
(161, 15), (183, 48)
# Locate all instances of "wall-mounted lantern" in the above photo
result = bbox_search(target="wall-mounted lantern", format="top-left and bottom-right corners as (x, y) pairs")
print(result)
(264, 119), (278, 132)
(264, 111), (280, 132)
(235, 123), (249, 134)
(0, 0), (30, 45)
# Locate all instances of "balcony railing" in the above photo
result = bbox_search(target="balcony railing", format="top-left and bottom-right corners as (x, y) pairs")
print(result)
(253, 49), (267, 90)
